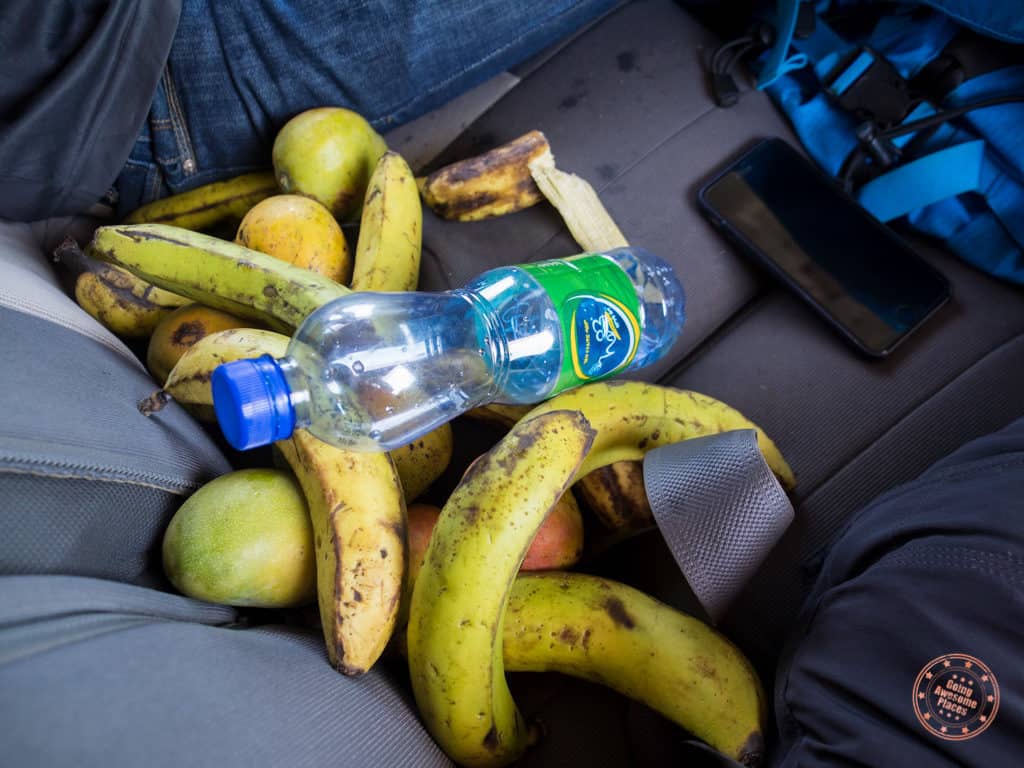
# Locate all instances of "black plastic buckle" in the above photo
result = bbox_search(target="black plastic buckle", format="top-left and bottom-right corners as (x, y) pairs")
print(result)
(823, 47), (915, 127)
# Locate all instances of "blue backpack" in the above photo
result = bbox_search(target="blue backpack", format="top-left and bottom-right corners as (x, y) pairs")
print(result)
(747, 0), (1024, 284)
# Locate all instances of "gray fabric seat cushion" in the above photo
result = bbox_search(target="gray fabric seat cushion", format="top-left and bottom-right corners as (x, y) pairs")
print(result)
(0, 304), (232, 586)
(0, 575), (450, 768)
(0, 219), (231, 586)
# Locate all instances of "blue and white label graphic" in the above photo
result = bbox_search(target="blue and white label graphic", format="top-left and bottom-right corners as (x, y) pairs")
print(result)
(567, 294), (640, 381)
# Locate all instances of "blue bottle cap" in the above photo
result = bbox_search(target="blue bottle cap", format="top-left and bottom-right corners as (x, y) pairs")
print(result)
(212, 355), (296, 450)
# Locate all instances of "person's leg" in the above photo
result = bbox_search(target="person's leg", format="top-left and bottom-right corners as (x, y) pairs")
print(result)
(116, 0), (620, 215)
(0, 575), (450, 767)
(771, 418), (1024, 766)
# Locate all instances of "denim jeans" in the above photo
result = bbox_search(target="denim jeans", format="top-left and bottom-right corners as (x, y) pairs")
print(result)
(114, 0), (619, 217)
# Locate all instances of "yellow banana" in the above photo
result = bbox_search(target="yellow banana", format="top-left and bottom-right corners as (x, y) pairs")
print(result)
(278, 430), (406, 675)
(72, 270), (185, 339)
(388, 423), (453, 502)
(504, 572), (766, 765)
(408, 410), (595, 766)
(55, 239), (190, 338)
(154, 330), (407, 675)
(528, 381), (795, 489)
(86, 223), (349, 332)
(351, 151), (422, 291)
(123, 171), (278, 231)
(139, 327), (289, 418)
(466, 391), (776, 531)
(409, 383), (791, 766)
(463, 406), (653, 532)
(403, 532), (764, 764)
(417, 131), (549, 221)
(574, 460), (652, 531)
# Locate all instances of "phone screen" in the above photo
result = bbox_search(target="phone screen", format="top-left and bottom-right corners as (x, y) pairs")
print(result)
(699, 138), (950, 356)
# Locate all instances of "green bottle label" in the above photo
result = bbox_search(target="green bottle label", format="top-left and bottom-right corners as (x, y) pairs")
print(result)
(520, 253), (641, 393)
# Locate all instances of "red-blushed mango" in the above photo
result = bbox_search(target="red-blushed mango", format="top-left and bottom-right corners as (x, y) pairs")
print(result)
(407, 490), (583, 580)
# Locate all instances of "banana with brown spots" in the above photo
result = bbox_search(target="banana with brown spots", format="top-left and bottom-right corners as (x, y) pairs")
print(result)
(54, 239), (189, 338)
(145, 327), (453, 500)
(408, 409), (595, 766)
(123, 171), (279, 232)
(408, 383), (791, 766)
(417, 131), (550, 221)
(504, 572), (766, 767)
(528, 381), (795, 490)
(574, 459), (652, 532)
(277, 429), (406, 675)
(87, 223), (349, 332)
(351, 151), (422, 291)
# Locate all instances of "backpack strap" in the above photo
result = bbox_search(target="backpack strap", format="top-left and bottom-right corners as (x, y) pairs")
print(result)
(857, 139), (985, 221)
(754, 2), (1024, 284)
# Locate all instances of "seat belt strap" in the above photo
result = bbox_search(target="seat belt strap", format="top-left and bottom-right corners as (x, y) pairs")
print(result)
(643, 430), (794, 623)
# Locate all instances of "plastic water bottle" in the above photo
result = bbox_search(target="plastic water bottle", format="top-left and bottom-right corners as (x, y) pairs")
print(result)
(212, 247), (684, 452)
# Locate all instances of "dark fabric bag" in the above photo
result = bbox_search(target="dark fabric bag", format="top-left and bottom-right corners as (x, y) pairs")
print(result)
(769, 416), (1024, 766)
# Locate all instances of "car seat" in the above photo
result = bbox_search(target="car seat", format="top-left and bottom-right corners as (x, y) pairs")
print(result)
(2, 1), (1022, 765)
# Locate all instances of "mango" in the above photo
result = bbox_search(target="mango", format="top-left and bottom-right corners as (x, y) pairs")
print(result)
(146, 303), (250, 385)
(235, 195), (352, 284)
(521, 489), (584, 570)
(407, 486), (583, 579)
(272, 107), (388, 221)
(162, 469), (316, 608)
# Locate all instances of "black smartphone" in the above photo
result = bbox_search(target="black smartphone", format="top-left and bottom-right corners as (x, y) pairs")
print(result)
(698, 137), (951, 357)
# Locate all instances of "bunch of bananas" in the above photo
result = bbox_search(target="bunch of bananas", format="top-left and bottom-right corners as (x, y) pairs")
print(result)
(59, 110), (796, 767)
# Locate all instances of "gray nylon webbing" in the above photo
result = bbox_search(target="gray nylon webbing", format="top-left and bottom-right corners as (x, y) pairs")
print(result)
(643, 430), (794, 623)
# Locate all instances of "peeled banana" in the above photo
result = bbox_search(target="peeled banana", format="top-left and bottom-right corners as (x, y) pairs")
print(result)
(54, 239), (190, 338)
(417, 131), (549, 221)
(278, 430), (406, 675)
(351, 151), (422, 291)
(505, 572), (765, 765)
(408, 410), (595, 766)
(87, 223), (349, 332)
(123, 171), (278, 232)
